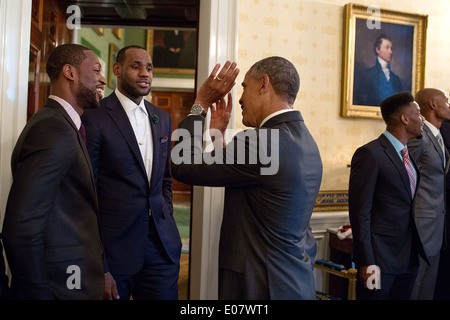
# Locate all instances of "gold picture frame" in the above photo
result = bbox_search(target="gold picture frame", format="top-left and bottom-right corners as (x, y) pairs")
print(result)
(92, 27), (104, 36)
(112, 28), (123, 40)
(146, 29), (196, 76)
(108, 43), (119, 88)
(340, 3), (428, 119)
(313, 190), (348, 212)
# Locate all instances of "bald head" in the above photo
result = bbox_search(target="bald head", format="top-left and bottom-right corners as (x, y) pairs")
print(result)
(415, 88), (450, 127)
(415, 88), (446, 109)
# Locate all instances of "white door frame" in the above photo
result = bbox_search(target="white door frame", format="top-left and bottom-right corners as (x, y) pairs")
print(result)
(189, 0), (239, 300)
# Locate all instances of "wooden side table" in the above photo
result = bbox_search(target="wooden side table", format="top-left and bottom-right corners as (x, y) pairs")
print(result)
(327, 228), (354, 299)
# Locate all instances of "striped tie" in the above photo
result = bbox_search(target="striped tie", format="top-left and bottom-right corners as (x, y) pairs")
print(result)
(401, 147), (415, 199)
(437, 133), (446, 166)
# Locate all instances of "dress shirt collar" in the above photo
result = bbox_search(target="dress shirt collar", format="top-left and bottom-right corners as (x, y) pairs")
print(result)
(49, 95), (81, 130)
(377, 56), (390, 70)
(115, 88), (148, 117)
(383, 130), (406, 160)
(423, 119), (440, 137)
(259, 109), (294, 127)
(377, 56), (390, 80)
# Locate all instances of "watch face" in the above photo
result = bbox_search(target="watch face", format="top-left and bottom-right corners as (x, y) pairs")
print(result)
(192, 105), (201, 114)
(191, 104), (204, 115)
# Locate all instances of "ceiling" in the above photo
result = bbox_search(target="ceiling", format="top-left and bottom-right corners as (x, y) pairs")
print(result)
(65, 0), (199, 28)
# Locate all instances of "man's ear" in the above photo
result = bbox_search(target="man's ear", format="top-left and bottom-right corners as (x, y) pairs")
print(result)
(400, 113), (409, 125)
(429, 99), (438, 110)
(113, 62), (121, 77)
(260, 74), (270, 92)
(375, 46), (381, 56)
(62, 64), (76, 81)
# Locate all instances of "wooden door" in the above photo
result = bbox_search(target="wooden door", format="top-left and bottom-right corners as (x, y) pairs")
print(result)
(152, 91), (194, 202)
(28, 0), (72, 121)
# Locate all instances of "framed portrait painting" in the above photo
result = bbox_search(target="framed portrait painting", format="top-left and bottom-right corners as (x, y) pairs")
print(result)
(340, 3), (428, 119)
(146, 29), (197, 76)
(108, 43), (119, 88)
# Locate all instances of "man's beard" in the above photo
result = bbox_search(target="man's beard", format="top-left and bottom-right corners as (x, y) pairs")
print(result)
(77, 81), (100, 110)
(121, 78), (152, 100)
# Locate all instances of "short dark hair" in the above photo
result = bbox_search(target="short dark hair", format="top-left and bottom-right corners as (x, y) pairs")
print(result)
(380, 91), (415, 124)
(373, 34), (392, 56)
(116, 45), (146, 64)
(46, 44), (90, 82)
(248, 56), (300, 105)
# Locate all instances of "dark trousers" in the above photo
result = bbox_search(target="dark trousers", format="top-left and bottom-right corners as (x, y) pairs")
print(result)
(411, 254), (440, 300)
(113, 219), (180, 300)
(356, 261), (418, 300)
(434, 249), (450, 299)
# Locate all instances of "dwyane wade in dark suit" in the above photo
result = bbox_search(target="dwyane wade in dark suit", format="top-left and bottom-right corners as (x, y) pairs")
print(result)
(349, 92), (428, 300)
(2, 44), (106, 299)
(82, 46), (181, 300)
(172, 57), (322, 299)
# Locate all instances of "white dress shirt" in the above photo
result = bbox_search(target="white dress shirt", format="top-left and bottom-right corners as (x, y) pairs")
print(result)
(115, 89), (153, 182)
(377, 57), (390, 81)
(259, 109), (294, 127)
(49, 95), (81, 130)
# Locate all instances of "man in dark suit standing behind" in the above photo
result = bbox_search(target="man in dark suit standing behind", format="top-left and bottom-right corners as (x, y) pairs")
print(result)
(172, 57), (322, 299)
(434, 120), (450, 299)
(408, 88), (450, 299)
(82, 45), (181, 300)
(349, 92), (428, 300)
(2, 44), (106, 299)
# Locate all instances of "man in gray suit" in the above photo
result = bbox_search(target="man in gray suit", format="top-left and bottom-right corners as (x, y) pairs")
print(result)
(172, 57), (323, 299)
(408, 88), (450, 299)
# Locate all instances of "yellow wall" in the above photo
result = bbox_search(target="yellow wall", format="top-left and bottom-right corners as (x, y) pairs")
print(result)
(236, 0), (450, 190)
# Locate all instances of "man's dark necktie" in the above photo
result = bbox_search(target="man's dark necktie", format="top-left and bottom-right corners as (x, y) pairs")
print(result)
(79, 123), (87, 144)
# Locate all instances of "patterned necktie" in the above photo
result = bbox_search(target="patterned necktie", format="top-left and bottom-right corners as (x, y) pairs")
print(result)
(79, 122), (87, 144)
(401, 147), (415, 199)
(437, 133), (446, 166)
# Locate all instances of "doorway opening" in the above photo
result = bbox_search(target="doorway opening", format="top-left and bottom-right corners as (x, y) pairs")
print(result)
(28, 0), (200, 300)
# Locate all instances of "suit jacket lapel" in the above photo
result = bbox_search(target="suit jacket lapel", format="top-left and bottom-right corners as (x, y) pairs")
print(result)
(45, 99), (98, 202)
(106, 93), (148, 179)
(145, 101), (161, 191)
(379, 134), (415, 199)
(424, 125), (447, 170)
(445, 148), (450, 174)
